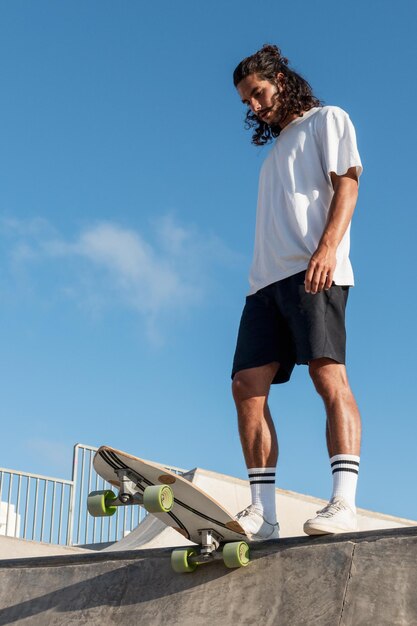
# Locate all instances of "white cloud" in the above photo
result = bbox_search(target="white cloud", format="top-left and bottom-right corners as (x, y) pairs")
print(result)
(0, 216), (56, 240)
(1, 214), (242, 343)
(153, 214), (191, 256)
(45, 222), (195, 315)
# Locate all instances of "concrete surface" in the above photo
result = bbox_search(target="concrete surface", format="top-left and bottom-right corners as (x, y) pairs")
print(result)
(0, 535), (94, 559)
(103, 514), (194, 551)
(1, 526), (417, 625)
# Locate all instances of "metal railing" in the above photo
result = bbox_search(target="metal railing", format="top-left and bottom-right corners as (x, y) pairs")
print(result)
(0, 467), (72, 544)
(0, 443), (185, 547)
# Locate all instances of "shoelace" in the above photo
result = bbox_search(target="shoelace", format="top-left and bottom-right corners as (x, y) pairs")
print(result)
(236, 505), (259, 520)
(236, 506), (279, 526)
(316, 500), (347, 518)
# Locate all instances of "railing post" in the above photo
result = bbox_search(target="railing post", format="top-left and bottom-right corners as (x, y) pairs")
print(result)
(66, 443), (80, 546)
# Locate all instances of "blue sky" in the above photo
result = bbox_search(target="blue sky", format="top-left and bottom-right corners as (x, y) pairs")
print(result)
(0, 0), (416, 522)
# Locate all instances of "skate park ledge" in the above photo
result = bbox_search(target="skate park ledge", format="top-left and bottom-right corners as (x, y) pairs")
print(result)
(1, 525), (417, 625)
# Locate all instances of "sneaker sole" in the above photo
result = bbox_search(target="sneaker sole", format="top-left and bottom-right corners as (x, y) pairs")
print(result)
(249, 531), (280, 542)
(303, 522), (357, 536)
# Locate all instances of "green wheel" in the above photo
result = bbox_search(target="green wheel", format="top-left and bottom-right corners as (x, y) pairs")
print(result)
(171, 548), (198, 573)
(87, 490), (117, 517)
(223, 541), (250, 568)
(143, 485), (174, 513)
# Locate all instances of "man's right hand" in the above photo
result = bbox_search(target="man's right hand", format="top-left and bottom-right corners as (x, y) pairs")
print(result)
(304, 243), (337, 294)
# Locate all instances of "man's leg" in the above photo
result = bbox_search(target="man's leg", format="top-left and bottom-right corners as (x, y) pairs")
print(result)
(310, 358), (361, 457)
(232, 362), (280, 468)
(304, 357), (362, 535)
(232, 362), (280, 540)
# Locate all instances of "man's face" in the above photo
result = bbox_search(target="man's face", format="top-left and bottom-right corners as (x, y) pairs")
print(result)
(237, 73), (282, 124)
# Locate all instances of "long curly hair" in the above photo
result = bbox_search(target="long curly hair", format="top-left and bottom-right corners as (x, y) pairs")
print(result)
(233, 44), (322, 146)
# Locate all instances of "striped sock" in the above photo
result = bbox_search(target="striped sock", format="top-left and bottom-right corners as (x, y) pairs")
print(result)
(330, 454), (360, 512)
(248, 467), (277, 523)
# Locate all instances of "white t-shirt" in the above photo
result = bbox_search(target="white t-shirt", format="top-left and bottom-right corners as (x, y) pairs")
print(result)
(248, 106), (363, 295)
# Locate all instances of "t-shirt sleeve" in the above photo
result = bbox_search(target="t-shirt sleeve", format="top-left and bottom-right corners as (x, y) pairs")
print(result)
(319, 107), (363, 181)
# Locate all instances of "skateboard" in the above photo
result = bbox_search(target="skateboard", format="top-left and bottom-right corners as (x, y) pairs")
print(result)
(88, 446), (250, 573)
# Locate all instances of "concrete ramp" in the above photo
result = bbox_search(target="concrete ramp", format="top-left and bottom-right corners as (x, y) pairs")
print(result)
(103, 515), (194, 551)
(0, 535), (93, 559)
(1, 526), (417, 625)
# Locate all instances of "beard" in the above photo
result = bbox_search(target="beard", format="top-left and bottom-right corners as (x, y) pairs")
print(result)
(258, 106), (282, 130)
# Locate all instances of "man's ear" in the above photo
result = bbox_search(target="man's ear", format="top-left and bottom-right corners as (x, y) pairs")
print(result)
(276, 72), (285, 91)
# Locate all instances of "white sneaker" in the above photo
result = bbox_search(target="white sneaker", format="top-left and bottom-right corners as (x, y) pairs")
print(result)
(236, 505), (280, 541)
(303, 496), (358, 536)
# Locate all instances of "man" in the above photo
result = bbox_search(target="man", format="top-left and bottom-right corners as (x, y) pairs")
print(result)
(231, 44), (362, 540)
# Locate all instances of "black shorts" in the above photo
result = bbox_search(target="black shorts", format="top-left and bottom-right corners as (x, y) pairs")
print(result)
(232, 270), (349, 384)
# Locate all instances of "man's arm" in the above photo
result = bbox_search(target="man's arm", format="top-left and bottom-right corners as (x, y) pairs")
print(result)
(304, 166), (359, 294)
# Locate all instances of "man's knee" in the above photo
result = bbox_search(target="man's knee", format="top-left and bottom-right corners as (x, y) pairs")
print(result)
(308, 358), (350, 400)
(232, 363), (278, 404)
(232, 371), (260, 406)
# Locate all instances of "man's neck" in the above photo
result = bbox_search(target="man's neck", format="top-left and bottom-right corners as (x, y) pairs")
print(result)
(280, 111), (305, 129)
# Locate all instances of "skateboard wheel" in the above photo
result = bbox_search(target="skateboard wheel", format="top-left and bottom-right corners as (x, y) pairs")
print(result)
(143, 485), (174, 513)
(171, 548), (198, 573)
(87, 490), (117, 517)
(222, 541), (250, 568)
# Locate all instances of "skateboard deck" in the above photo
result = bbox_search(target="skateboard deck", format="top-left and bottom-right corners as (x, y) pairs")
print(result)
(89, 446), (250, 572)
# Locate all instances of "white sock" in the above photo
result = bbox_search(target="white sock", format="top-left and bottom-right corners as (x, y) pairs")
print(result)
(248, 467), (277, 523)
(330, 454), (360, 512)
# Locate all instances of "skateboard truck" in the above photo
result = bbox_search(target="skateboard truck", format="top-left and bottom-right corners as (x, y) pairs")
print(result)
(172, 529), (250, 572)
(115, 468), (144, 504)
(193, 529), (223, 563)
